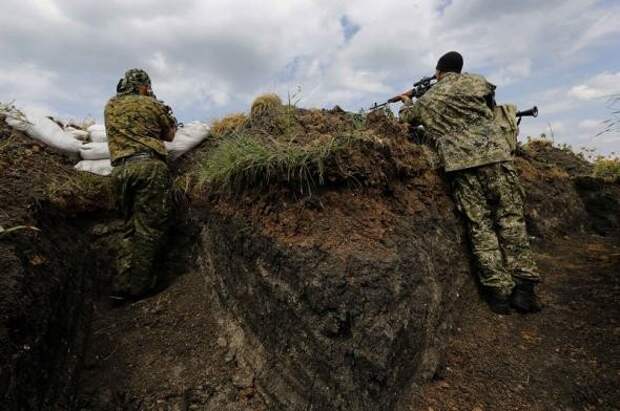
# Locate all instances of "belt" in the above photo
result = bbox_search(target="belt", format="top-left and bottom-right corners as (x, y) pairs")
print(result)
(113, 152), (160, 166)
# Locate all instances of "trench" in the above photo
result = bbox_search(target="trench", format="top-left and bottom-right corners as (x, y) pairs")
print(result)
(2, 166), (619, 410)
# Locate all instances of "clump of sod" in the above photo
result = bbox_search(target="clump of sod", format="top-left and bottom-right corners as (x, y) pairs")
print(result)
(250, 93), (282, 119)
(210, 113), (248, 139)
(249, 93), (287, 132)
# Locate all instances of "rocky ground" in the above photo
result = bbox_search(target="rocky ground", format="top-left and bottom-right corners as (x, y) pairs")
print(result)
(1, 109), (619, 410)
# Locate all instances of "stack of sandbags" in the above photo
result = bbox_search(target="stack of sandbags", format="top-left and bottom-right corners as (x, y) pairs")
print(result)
(1, 105), (84, 154)
(75, 122), (210, 175)
(72, 124), (112, 176)
(1, 103), (210, 176)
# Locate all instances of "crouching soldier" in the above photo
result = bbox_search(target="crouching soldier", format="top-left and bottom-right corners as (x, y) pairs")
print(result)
(105, 68), (176, 300)
(399, 52), (542, 314)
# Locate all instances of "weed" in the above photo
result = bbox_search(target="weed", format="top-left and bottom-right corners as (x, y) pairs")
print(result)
(210, 113), (248, 139)
(348, 110), (367, 130)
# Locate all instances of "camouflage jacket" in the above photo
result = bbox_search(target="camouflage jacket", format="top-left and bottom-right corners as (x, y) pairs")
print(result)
(105, 94), (176, 163)
(399, 72), (513, 172)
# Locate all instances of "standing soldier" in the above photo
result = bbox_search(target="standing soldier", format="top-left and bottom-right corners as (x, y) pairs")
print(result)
(105, 68), (177, 300)
(399, 52), (541, 314)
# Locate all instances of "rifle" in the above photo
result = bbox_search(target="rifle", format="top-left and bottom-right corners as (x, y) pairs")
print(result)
(516, 106), (538, 125)
(369, 75), (437, 111)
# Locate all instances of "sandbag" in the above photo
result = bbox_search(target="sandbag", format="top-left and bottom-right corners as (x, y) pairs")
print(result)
(65, 126), (90, 141)
(74, 159), (112, 176)
(80, 142), (110, 160)
(87, 124), (107, 142)
(166, 121), (210, 160)
(3, 107), (83, 153)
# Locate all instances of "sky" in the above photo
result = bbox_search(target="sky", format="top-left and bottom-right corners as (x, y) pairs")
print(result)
(1, 0), (619, 154)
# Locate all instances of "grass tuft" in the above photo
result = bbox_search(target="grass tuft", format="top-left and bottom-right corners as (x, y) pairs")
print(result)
(250, 93), (282, 119)
(210, 113), (248, 139)
(198, 132), (355, 193)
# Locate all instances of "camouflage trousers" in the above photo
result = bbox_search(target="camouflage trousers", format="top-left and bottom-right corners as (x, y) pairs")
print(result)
(111, 158), (172, 298)
(450, 161), (541, 297)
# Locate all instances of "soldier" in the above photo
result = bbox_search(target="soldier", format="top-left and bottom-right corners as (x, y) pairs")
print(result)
(105, 68), (177, 300)
(399, 52), (541, 314)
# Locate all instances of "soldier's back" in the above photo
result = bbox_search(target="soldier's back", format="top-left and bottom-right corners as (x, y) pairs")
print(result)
(105, 94), (168, 162)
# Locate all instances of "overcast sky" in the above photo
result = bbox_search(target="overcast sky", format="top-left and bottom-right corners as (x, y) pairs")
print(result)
(1, 0), (619, 154)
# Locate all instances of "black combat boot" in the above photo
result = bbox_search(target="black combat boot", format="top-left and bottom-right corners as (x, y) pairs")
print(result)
(485, 291), (512, 315)
(510, 280), (542, 313)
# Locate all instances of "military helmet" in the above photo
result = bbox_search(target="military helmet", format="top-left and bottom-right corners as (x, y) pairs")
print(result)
(116, 68), (152, 96)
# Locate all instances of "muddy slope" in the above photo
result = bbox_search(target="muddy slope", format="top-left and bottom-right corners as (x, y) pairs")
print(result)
(0, 122), (112, 410)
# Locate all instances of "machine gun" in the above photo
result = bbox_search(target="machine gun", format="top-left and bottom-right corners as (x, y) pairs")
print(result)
(516, 106), (538, 125)
(369, 75), (437, 111)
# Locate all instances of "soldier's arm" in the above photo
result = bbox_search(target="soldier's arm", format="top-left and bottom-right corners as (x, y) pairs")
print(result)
(398, 99), (422, 125)
(162, 122), (176, 142)
(154, 100), (176, 142)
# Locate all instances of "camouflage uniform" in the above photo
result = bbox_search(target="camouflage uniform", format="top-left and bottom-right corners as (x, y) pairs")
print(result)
(400, 72), (541, 297)
(105, 69), (176, 298)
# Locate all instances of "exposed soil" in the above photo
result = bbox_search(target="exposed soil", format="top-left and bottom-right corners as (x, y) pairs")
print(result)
(409, 234), (620, 411)
(0, 121), (112, 409)
(75, 232), (620, 411)
(76, 243), (268, 411)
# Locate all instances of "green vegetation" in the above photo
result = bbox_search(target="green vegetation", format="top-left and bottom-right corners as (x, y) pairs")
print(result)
(198, 132), (356, 193)
(593, 157), (620, 181)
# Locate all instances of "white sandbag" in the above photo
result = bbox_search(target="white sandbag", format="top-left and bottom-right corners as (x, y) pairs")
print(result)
(80, 142), (110, 160)
(74, 159), (113, 176)
(87, 124), (107, 142)
(3, 107), (83, 153)
(65, 126), (90, 141)
(165, 121), (209, 160)
(67, 117), (96, 130)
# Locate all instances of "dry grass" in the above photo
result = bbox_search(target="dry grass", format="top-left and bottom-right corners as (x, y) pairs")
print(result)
(250, 93), (282, 119)
(524, 137), (554, 150)
(210, 113), (248, 139)
(46, 168), (114, 210)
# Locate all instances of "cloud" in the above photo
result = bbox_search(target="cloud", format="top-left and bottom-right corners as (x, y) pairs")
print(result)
(568, 72), (620, 100)
(0, 0), (619, 153)
(579, 119), (605, 131)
